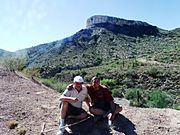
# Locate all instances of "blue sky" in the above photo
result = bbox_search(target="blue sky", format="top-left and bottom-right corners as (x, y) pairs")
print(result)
(0, 0), (179, 52)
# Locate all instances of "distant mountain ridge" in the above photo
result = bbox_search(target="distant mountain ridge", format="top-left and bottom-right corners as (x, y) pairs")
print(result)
(0, 49), (12, 65)
(0, 15), (180, 73)
(23, 15), (163, 68)
(0, 49), (11, 56)
(0, 15), (179, 102)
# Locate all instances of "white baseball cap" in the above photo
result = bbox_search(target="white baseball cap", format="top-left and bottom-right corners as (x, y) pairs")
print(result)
(73, 76), (84, 83)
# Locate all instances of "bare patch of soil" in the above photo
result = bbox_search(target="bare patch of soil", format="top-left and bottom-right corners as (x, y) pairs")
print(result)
(0, 69), (179, 135)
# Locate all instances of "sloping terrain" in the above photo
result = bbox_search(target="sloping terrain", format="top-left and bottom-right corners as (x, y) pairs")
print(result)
(1, 15), (175, 70)
(0, 69), (60, 135)
(23, 16), (180, 71)
(0, 16), (179, 93)
(0, 49), (12, 57)
(0, 68), (180, 135)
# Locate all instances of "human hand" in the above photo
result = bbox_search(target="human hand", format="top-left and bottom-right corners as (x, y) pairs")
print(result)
(71, 97), (78, 102)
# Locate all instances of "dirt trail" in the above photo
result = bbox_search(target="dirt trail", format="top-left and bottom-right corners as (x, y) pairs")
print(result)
(0, 69), (180, 135)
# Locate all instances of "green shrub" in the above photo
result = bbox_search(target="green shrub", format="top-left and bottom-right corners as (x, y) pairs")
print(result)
(125, 88), (145, 107)
(145, 66), (161, 78)
(146, 90), (174, 108)
(53, 83), (69, 93)
(101, 79), (117, 87)
(96, 72), (104, 78)
(125, 88), (174, 108)
(173, 104), (180, 110)
(111, 88), (124, 97)
(2, 57), (27, 71)
(79, 70), (87, 76)
(41, 78), (68, 93)
(41, 78), (55, 87)
(132, 59), (140, 67)
(126, 69), (138, 79)
(125, 88), (143, 100)
(23, 68), (41, 77)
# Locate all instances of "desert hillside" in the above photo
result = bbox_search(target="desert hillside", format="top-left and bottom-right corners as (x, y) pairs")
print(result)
(0, 69), (180, 135)
(0, 16), (179, 111)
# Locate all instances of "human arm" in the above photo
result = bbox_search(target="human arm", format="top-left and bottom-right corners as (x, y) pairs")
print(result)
(110, 101), (116, 113)
(59, 89), (78, 102)
(59, 94), (78, 102)
(84, 95), (91, 108)
(102, 86), (115, 112)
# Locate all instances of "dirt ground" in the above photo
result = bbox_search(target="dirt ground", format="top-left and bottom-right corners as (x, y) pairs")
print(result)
(0, 69), (180, 135)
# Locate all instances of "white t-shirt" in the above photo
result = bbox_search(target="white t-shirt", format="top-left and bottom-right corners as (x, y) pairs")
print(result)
(62, 85), (88, 108)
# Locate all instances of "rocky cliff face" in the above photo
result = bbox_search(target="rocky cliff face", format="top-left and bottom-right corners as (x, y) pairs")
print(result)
(86, 15), (150, 28)
(86, 15), (159, 37)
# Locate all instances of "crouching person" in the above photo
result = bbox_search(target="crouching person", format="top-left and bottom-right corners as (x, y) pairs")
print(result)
(87, 77), (123, 125)
(57, 76), (88, 135)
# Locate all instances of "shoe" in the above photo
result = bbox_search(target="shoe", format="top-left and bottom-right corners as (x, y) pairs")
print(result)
(56, 126), (65, 135)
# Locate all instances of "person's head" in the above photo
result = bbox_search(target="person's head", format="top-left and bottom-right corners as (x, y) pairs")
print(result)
(91, 76), (100, 89)
(73, 76), (84, 90)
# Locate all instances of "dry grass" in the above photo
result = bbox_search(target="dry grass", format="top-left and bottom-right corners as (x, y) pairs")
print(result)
(17, 127), (27, 135)
(8, 120), (18, 129)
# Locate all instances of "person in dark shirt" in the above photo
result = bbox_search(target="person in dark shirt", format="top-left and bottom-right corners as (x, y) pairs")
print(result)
(67, 76), (122, 124)
(86, 77), (122, 122)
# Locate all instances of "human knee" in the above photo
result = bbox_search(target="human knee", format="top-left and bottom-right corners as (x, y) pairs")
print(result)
(60, 101), (69, 109)
(89, 107), (95, 114)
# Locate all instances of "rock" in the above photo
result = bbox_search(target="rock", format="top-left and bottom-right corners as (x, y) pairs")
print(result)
(86, 15), (159, 37)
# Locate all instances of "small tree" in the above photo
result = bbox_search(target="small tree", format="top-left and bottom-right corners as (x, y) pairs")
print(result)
(2, 57), (27, 71)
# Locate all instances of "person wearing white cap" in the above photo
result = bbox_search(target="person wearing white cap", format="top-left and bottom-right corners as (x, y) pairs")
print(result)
(57, 76), (88, 135)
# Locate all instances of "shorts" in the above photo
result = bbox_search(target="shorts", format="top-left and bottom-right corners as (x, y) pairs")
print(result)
(59, 102), (86, 116)
(91, 101), (118, 112)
